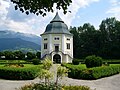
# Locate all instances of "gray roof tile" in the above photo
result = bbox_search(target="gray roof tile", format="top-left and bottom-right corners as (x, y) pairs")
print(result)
(42, 12), (71, 35)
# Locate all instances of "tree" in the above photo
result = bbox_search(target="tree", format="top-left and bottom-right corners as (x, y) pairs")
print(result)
(99, 17), (120, 59)
(99, 17), (117, 42)
(3, 51), (15, 60)
(0, 52), (2, 56)
(26, 52), (36, 60)
(70, 17), (120, 59)
(70, 27), (80, 58)
(70, 23), (100, 58)
(11, 0), (72, 16)
(14, 51), (25, 60)
(36, 51), (41, 59)
(0, 52), (2, 59)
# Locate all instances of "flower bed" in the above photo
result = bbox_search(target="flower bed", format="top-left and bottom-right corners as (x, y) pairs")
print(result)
(19, 83), (90, 90)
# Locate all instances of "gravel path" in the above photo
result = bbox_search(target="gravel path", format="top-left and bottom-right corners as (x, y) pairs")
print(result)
(0, 64), (120, 90)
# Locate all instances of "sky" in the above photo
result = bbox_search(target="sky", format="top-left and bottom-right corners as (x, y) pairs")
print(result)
(0, 0), (120, 36)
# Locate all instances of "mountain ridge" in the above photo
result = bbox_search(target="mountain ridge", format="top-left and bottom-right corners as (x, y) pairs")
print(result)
(0, 30), (41, 51)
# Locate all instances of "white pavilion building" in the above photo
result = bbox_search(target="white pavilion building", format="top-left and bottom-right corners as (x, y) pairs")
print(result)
(41, 13), (73, 63)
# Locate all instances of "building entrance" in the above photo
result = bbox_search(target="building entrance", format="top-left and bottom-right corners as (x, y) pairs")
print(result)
(53, 54), (61, 64)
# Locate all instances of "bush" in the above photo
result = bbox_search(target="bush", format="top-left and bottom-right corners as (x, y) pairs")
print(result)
(63, 85), (90, 90)
(21, 83), (62, 90)
(19, 83), (90, 90)
(85, 55), (102, 68)
(72, 59), (80, 65)
(32, 58), (40, 65)
(0, 65), (41, 80)
(68, 65), (120, 80)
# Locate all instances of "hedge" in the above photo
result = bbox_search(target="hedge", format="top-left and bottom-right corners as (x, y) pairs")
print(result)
(0, 65), (42, 80)
(85, 55), (102, 68)
(68, 65), (120, 80)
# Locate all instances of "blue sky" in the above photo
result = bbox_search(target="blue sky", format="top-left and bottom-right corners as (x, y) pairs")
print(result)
(0, 0), (120, 36)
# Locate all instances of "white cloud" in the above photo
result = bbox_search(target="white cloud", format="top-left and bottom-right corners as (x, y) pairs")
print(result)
(107, 0), (120, 20)
(0, 0), (9, 25)
(0, 0), (99, 36)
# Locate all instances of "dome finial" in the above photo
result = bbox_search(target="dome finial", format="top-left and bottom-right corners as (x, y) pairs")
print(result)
(50, 12), (63, 23)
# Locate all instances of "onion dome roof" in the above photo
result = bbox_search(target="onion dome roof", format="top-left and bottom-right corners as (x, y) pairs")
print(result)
(42, 12), (71, 35)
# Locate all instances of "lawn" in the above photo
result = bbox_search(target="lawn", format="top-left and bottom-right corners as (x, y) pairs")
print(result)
(62, 63), (87, 70)
(0, 60), (31, 64)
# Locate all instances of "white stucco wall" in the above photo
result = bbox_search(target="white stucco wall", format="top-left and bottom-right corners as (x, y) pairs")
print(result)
(41, 33), (73, 63)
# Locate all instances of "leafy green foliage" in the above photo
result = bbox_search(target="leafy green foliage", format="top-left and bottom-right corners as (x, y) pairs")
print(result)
(42, 57), (52, 70)
(57, 66), (68, 79)
(72, 59), (81, 65)
(70, 17), (120, 59)
(19, 83), (90, 90)
(36, 51), (41, 59)
(19, 82), (62, 90)
(2, 51), (15, 60)
(0, 60), (31, 64)
(13, 51), (25, 60)
(0, 65), (41, 80)
(0, 51), (25, 60)
(67, 64), (120, 80)
(103, 59), (120, 64)
(61, 63), (86, 70)
(26, 52), (36, 60)
(32, 58), (40, 65)
(37, 57), (53, 84)
(85, 55), (103, 68)
(11, 0), (72, 16)
(61, 63), (86, 79)
(4, 63), (24, 67)
(56, 66), (68, 85)
(62, 85), (90, 90)
(38, 69), (53, 84)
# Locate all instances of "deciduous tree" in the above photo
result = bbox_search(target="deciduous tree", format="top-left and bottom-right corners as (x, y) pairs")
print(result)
(11, 0), (72, 16)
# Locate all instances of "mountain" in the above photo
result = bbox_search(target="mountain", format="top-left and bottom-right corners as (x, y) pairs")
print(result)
(0, 30), (41, 45)
(0, 30), (41, 51)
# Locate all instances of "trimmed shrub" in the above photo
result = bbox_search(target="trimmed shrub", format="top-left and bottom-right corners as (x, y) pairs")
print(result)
(0, 65), (41, 80)
(85, 55), (102, 68)
(32, 58), (40, 65)
(63, 85), (90, 90)
(72, 59), (80, 65)
(68, 65), (120, 80)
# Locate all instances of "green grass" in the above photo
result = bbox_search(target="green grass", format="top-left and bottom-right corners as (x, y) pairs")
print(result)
(73, 59), (120, 64)
(103, 59), (120, 64)
(62, 63), (86, 70)
(0, 64), (42, 68)
(62, 63), (120, 69)
(110, 64), (120, 66)
(0, 60), (31, 64)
